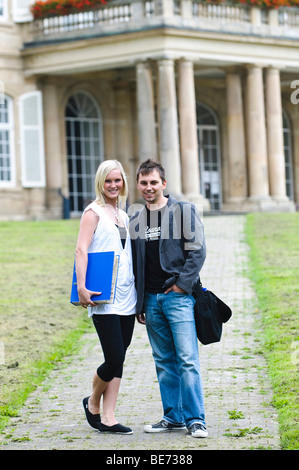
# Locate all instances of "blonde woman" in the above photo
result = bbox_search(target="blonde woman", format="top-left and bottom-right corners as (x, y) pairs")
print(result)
(75, 160), (137, 435)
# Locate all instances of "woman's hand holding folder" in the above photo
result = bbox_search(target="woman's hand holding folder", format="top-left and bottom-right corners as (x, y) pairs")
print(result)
(78, 286), (102, 309)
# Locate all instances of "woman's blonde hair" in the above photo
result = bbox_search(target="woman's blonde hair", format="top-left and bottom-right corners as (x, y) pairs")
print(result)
(94, 160), (128, 209)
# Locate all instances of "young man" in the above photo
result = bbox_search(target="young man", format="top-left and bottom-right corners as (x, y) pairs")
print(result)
(129, 159), (208, 438)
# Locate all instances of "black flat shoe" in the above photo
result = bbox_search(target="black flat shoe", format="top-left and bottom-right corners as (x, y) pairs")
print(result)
(83, 396), (101, 429)
(98, 422), (133, 435)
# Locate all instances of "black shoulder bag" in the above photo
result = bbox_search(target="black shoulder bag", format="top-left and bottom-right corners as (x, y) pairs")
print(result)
(192, 279), (232, 345)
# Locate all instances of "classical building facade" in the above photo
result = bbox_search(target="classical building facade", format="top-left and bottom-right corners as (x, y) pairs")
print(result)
(0, 0), (299, 219)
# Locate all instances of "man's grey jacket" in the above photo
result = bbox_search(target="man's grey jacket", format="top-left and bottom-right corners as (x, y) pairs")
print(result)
(129, 195), (206, 315)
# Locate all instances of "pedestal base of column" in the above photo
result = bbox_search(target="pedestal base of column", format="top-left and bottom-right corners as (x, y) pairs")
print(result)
(164, 190), (184, 203)
(26, 188), (47, 221)
(271, 197), (296, 212)
(45, 188), (64, 219)
(222, 197), (249, 213)
(182, 193), (210, 213)
(224, 196), (296, 213)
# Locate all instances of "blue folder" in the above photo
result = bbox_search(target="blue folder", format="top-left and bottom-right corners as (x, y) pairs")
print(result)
(70, 251), (119, 306)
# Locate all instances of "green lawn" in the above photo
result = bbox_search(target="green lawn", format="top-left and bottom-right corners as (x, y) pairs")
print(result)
(246, 213), (299, 450)
(0, 219), (89, 431)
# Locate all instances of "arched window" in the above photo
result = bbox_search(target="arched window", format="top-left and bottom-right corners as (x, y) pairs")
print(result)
(283, 110), (294, 201)
(196, 103), (221, 210)
(65, 91), (104, 214)
(0, 94), (15, 187)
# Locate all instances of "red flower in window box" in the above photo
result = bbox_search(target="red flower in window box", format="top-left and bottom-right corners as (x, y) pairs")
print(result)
(31, 0), (110, 20)
(201, 0), (298, 7)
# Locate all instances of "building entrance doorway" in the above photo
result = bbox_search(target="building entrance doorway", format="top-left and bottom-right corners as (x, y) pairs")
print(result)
(196, 103), (222, 211)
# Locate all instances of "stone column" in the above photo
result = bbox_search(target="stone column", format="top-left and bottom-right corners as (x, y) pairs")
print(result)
(226, 68), (247, 202)
(136, 61), (157, 161)
(43, 81), (63, 217)
(157, 58), (182, 196)
(114, 81), (135, 204)
(245, 65), (270, 204)
(177, 59), (202, 202)
(265, 67), (287, 200)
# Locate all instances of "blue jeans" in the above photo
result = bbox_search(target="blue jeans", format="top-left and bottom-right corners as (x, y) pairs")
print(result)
(144, 291), (206, 428)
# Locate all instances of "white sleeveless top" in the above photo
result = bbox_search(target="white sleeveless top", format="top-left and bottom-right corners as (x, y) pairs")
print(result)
(83, 201), (137, 317)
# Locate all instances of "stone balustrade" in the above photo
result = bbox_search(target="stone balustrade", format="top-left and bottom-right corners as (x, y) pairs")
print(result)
(30, 0), (299, 40)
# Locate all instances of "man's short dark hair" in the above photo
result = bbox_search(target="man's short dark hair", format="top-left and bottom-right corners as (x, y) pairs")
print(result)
(136, 158), (166, 183)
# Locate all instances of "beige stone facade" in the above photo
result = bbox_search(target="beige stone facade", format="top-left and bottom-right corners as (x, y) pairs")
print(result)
(0, 0), (299, 219)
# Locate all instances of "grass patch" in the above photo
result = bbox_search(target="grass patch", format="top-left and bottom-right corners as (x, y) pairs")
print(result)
(245, 213), (299, 450)
(228, 410), (245, 420)
(0, 220), (91, 433)
(224, 427), (263, 438)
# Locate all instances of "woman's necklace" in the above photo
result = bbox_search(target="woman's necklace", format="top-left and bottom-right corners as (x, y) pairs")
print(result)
(111, 205), (120, 224)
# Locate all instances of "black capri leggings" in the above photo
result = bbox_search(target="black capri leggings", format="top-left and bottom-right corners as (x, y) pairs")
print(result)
(92, 314), (135, 382)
